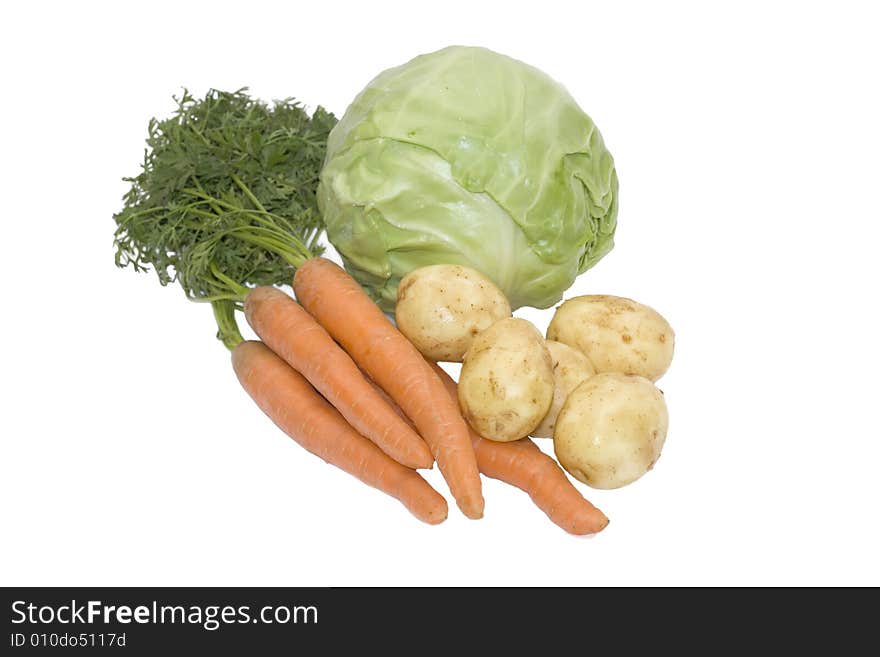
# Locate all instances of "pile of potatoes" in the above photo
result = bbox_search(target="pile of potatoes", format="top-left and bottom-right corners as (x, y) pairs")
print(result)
(396, 264), (674, 490)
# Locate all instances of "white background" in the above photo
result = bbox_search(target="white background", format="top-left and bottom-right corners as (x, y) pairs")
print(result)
(2, 1), (878, 586)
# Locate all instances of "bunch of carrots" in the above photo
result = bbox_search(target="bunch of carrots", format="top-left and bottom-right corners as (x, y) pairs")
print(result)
(234, 257), (608, 534)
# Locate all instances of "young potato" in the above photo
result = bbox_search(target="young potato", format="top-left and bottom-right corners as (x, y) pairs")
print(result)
(554, 373), (668, 489)
(395, 264), (511, 362)
(458, 318), (554, 442)
(546, 295), (674, 381)
(531, 341), (595, 438)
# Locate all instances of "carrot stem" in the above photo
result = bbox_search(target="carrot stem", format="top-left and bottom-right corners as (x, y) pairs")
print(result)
(212, 300), (245, 350)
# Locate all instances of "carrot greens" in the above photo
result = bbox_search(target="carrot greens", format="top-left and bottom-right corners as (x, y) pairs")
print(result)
(113, 88), (336, 348)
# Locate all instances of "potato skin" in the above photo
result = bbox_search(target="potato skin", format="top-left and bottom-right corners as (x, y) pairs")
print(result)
(531, 341), (595, 439)
(546, 295), (674, 381)
(458, 318), (554, 442)
(553, 373), (668, 489)
(396, 264), (511, 362)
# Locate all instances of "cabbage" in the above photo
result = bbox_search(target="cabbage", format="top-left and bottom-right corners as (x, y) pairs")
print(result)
(318, 46), (618, 312)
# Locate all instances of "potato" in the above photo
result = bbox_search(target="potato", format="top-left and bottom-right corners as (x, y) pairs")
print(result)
(458, 318), (554, 442)
(396, 264), (511, 362)
(531, 341), (595, 438)
(546, 295), (674, 381)
(554, 373), (668, 489)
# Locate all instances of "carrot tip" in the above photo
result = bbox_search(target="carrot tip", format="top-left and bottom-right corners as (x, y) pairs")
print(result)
(459, 499), (485, 520)
(418, 507), (448, 525)
(589, 514), (610, 535)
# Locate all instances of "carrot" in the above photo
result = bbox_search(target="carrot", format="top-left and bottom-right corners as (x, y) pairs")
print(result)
(244, 286), (433, 470)
(473, 436), (609, 535)
(294, 258), (484, 519)
(232, 340), (448, 525)
(431, 363), (609, 535)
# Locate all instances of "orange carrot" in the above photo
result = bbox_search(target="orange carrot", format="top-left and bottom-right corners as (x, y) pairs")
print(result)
(431, 364), (609, 535)
(244, 286), (433, 470)
(232, 340), (448, 525)
(473, 436), (609, 535)
(294, 258), (484, 519)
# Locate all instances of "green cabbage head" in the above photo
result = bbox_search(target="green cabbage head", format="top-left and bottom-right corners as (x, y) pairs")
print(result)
(318, 46), (618, 312)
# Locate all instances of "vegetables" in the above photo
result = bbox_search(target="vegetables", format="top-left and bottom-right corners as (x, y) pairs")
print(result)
(458, 318), (555, 442)
(293, 257), (485, 520)
(112, 69), (670, 528)
(531, 341), (595, 439)
(432, 365), (608, 535)
(554, 373), (669, 489)
(113, 88), (336, 347)
(244, 286), (433, 469)
(396, 264), (511, 362)
(318, 45), (618, 313)
(232, 341), (448, 524)
(547, 295), (675, 382)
